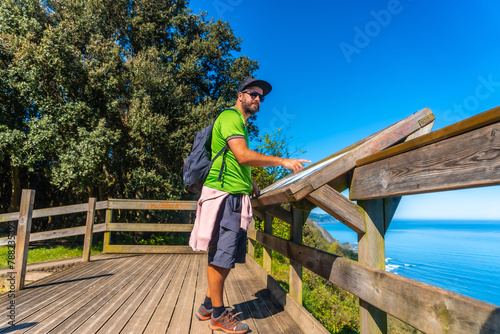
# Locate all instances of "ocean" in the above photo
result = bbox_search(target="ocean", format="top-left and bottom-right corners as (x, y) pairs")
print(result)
(318, 218), (500, 306)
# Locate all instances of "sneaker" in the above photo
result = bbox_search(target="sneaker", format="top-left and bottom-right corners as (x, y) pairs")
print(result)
(209, 308), (249, 333)
(196, 304), (213, 321)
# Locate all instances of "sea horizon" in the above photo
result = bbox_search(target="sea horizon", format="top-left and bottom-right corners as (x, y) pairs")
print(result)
(312, 215), (500, 307)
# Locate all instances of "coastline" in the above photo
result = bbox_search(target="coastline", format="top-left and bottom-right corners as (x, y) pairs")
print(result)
(314, 215), (500, 306)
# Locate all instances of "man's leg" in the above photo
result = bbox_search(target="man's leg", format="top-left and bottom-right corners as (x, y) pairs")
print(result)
(206, 263), (230, 303)
(207, 262), (249, 333)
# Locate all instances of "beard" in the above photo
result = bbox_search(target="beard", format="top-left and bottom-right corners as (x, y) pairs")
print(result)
(241, 98), (260, 115)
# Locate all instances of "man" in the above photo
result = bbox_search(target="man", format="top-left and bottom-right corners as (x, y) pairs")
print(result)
(189, 78), (310, 333)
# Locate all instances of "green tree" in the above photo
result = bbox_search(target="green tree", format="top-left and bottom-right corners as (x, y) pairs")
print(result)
(0, 0), (258, 213)
(251, 127), (305, 190)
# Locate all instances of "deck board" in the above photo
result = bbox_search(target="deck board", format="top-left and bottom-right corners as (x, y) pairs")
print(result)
(50, 256), (163, 332)
(189, 255), (212, 334)
(0, 254), (310, 333)
(144, 255), (191, 333)
(120, 254), (182, 333)
(29, 255), (161, 334)
(2, 255), (141, 333)
(72, 255), (166, 333)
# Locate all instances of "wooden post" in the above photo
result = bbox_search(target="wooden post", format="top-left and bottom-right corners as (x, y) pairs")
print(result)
(357, 199), (387, 334)
(82, 197), (96, 262)
(15, 189), (35, 291)
(263, 213), (273, 273)
(103, 206), (112, 253)
(290, 206), (306, 304)
(247, 219), (256, 258)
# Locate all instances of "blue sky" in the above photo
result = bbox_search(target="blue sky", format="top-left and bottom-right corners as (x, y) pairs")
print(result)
(189, 0), (500, 220)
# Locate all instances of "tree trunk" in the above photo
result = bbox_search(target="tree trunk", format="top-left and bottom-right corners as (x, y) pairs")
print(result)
(8, 165), (22, 212)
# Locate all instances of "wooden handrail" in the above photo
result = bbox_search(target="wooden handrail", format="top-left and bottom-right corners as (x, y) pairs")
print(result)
(0, 201), (108, 223)
(252, 108), (435, 207)
(0, 224), (107, 246)
(107, 199), (197, 210)
(246, 227), (500, 334)
(5, 196), (199, 291)
(356, 105), (500, 167)
(350, 120), (500, 200)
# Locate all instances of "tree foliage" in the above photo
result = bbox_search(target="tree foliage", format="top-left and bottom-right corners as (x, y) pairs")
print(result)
(251, 127), (305, 190)
(0, 0), (258, 213)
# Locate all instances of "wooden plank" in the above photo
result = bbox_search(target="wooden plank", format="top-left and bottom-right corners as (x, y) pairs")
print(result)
(0, 224), (106, 246)
(0, 212), (20, 223)
(253, 231), (500, 334)
(166, 255), (201, 334)
(189, 255), (213, 334)
(357, 199), (387, 334)
(357, 117), (433, 235)
(293, 109), (433, 195)
(120, 254), (186, 333)
(245, 255), (329, 334)
(247, 219), (256, 258)
(108, 199), (197, 210)
(263, 213), (273, 273)
(306, 184), (366, 234)
(290, 207), (304, 305)
(247, 226), (257, 242)
(50, 255), (167, 333)
(14, 189), (35, 291)
(83, 198), (97, 262)
(71, 254), (165, 333)
(103, 209), (112, 252)
(0, 254), (130, 312)
(20, 255), (151, 334)
(357, 105), (500, 166)
(0, 201), (108, 223)
(29, 203), (88, 218)
(105, 222), (194, 232)
(253, 108), (435, 206)
(251, 191), (289, 208)
(383, 197), (401, 234)
(267, 206), (293, 225)
(253, 205), (293, 224)
(230, 261), (285, 333)
(253, 207), (265, 220)
(224, 267), (260, 333)
(103, 244), (198, 254)
(144, 255), (191, 333)
(0, 254), (309, 334)
(0, 254), (127, 306)
(96, 255), (177, 333)
(24, 259), (131, 332)
(0, 254), (137, 331)
(95, 200), (108, 210)
(350, 121), (500, 200)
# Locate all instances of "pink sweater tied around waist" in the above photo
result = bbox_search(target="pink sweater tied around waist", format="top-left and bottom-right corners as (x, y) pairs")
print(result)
(189, 186), (253, 252)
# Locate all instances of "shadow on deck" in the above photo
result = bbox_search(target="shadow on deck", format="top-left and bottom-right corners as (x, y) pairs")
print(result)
(0, 254), (308, 333)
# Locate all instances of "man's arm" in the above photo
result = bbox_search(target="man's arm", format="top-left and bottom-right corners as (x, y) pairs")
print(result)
(228, 138), (310, 174)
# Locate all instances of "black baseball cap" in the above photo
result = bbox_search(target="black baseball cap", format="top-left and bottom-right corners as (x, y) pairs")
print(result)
(237, 78), (272, 96)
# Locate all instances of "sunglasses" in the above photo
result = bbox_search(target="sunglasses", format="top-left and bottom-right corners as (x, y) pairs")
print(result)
(242, 90), (265, 102)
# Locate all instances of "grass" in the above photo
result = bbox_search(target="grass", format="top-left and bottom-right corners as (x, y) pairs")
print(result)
(0, 243), (103, 269)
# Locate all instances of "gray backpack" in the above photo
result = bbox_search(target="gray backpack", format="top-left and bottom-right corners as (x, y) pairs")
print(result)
(183, 108), (238, 193)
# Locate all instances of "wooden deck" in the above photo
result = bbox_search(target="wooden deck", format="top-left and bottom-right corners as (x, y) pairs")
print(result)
(0, 254), (305, 333)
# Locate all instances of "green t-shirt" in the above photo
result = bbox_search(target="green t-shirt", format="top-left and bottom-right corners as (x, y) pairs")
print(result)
(204, 107), (252, 194)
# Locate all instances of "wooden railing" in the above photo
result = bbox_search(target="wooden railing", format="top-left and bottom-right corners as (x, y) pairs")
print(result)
(0, 195), (199, 291)
(245, 106), (500, 334)
(1, 106), (499, 333)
